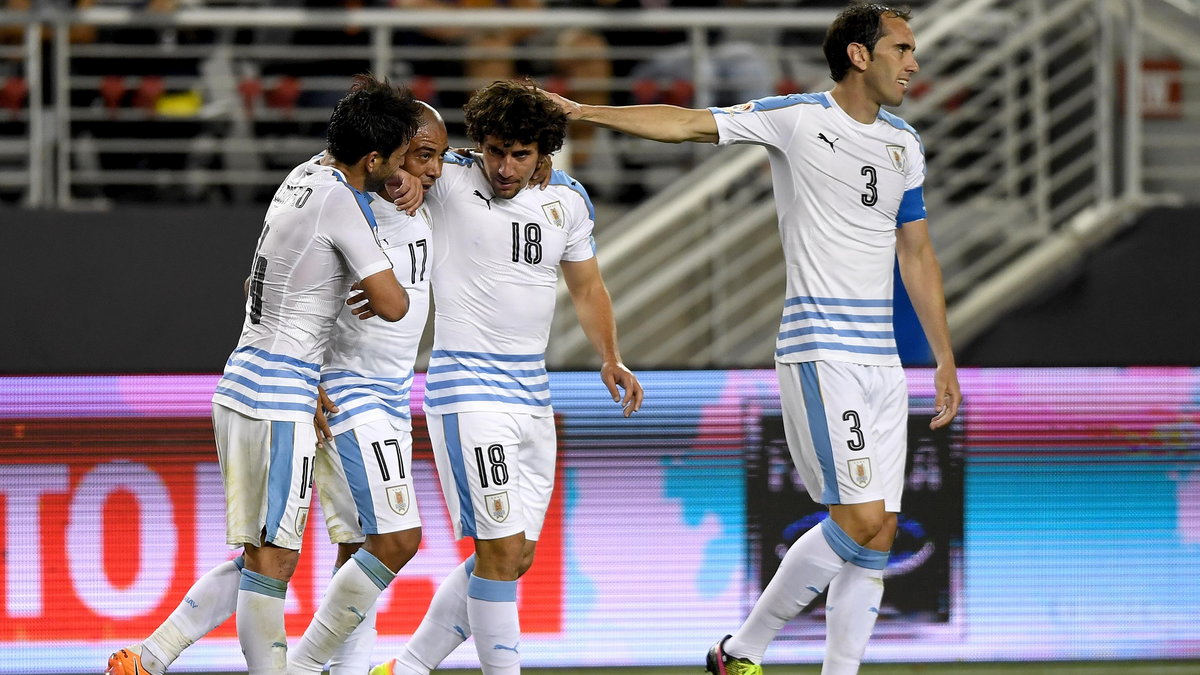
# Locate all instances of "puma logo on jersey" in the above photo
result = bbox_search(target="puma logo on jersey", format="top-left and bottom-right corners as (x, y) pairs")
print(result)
(473, 190), (493, 210)
(817, 133), (839, 152)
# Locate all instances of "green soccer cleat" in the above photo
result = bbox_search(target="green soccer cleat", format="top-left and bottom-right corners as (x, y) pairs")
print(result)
(369, 659), (399, 675)
(705, 635), (763, 675)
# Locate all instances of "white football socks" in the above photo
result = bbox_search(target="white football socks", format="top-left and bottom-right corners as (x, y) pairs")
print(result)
(140, 556), (244, 674)
(289, 548), (395, 675)
(822, 560), (886, 674)
(389, 555), (475, 675)
(329, 602), (378, 675)
(724, 519), (851, 663)
(236, 568), (289, 675)
(466, 574), (520, 675)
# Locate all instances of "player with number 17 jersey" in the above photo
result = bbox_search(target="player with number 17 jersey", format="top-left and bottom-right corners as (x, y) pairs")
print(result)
(422, 152), (597, 419)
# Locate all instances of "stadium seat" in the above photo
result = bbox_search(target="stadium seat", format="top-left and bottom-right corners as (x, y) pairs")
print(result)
(238, 76), (263, 115)
(266, 75), (301, 115)
(0, 76), (27, 116)
(133, 76), (165, 114)
(410, 75), (437, 104)
(99, 75), (126, 113)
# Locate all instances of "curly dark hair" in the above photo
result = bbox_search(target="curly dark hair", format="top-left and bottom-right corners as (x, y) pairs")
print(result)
(463, 80), (567, 155)
(325, 74), (423, 165)
(823, 2), (913, 82)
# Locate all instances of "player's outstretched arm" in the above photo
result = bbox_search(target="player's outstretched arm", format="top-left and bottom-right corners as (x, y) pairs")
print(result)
(896, 219), (961, 429)
(347, 271), (410, 322)
(562, 258), (644, 417)
(541, 89), (718, 145)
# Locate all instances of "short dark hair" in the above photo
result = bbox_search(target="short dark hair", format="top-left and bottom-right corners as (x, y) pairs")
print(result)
(326, 74), (422, 164)
(463, 80), (567, 155)
(823, 2), (913, 82)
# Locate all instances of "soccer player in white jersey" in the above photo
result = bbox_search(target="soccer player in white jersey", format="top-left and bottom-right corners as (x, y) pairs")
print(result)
(543, 4), (962, 674)
(104, 75), (422, 675)
(372, 81), (644, 675)
(282, 103), (450, 675)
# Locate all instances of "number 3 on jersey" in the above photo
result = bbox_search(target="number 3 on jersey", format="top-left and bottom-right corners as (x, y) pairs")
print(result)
(511, 222), (542, 264)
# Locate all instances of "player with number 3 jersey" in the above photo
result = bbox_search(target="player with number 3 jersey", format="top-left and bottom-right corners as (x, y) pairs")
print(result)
(542, 4), (962, 674)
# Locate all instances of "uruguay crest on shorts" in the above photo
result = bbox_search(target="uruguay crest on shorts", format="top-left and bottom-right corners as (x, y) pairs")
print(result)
(848, 458), (872, 488)
(486, 491), (510, 522)
(387, 485), (410, 516)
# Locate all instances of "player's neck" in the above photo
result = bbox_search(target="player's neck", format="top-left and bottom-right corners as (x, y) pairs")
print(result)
(319, 154), (369, 192)
(830, 83), (881, 125)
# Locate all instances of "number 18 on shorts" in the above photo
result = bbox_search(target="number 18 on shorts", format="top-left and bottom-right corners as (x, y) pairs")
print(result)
(426, 410), (556, 541)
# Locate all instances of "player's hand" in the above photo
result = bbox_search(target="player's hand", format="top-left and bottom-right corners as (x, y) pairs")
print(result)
(539, 89), (581, 118)
(527, 155), (553, 190)
(387, 170), (424, 215)
(601, 361), (643, 418)
(314, 385), (338, 448)
(346, 281), (379, 320)
(929, 361), (961, 430)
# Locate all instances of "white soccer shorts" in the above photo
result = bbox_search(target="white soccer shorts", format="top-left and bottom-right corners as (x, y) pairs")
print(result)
(212, 403), (317, 550)
(776, 360), (908, 512)
(315, 419), (422, 543)
(426, 410), (556, 542)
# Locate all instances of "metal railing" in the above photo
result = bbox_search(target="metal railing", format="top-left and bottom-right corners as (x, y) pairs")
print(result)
(0, 5), (848, 207)
(548, 0), (1196, 367)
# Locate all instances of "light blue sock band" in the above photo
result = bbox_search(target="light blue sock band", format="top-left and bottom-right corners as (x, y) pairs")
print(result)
(852, 547), (890, 570)
(820, 517), (866, 563)
(352, 548), (396, 591)
(239, 569), (287, 599)
(467, 574), (517, 602)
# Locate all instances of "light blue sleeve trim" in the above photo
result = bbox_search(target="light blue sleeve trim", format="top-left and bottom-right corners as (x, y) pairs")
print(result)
(897, 186), (926, 227)
(549, 170), (596, 221)
(464, 554), (477, 578)
(467, 574), (518, 602)
(239, 569), (288, 599)
(352, 548), (397, 590)
(708, 92), (830, 115)
(444, 150), (473, 166)
(877, 109), (925, 155)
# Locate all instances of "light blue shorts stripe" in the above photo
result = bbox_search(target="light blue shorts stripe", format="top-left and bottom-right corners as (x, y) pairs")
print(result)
(335, 429), (378, 533)
(799, 363), (841, 504)
(264, 421), (294, 542)
(442, 413), (478, 538)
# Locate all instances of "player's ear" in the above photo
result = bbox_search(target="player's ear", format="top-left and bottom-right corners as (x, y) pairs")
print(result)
(362, 149), (383, 172)
(848, 42), (871, 71)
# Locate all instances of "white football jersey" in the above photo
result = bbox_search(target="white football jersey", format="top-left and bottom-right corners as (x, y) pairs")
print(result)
(212, 159), (393, 423)
(711, 91), (928, 366)
(423, 153), (597, 416)
(321, 201), (433, 435)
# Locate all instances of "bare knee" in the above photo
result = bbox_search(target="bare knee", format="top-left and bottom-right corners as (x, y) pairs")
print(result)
(363, 528), (421, 573)
(829, 503), (895, 547)
(473, 534), (526, 581)
(242, 543), (301, 581)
